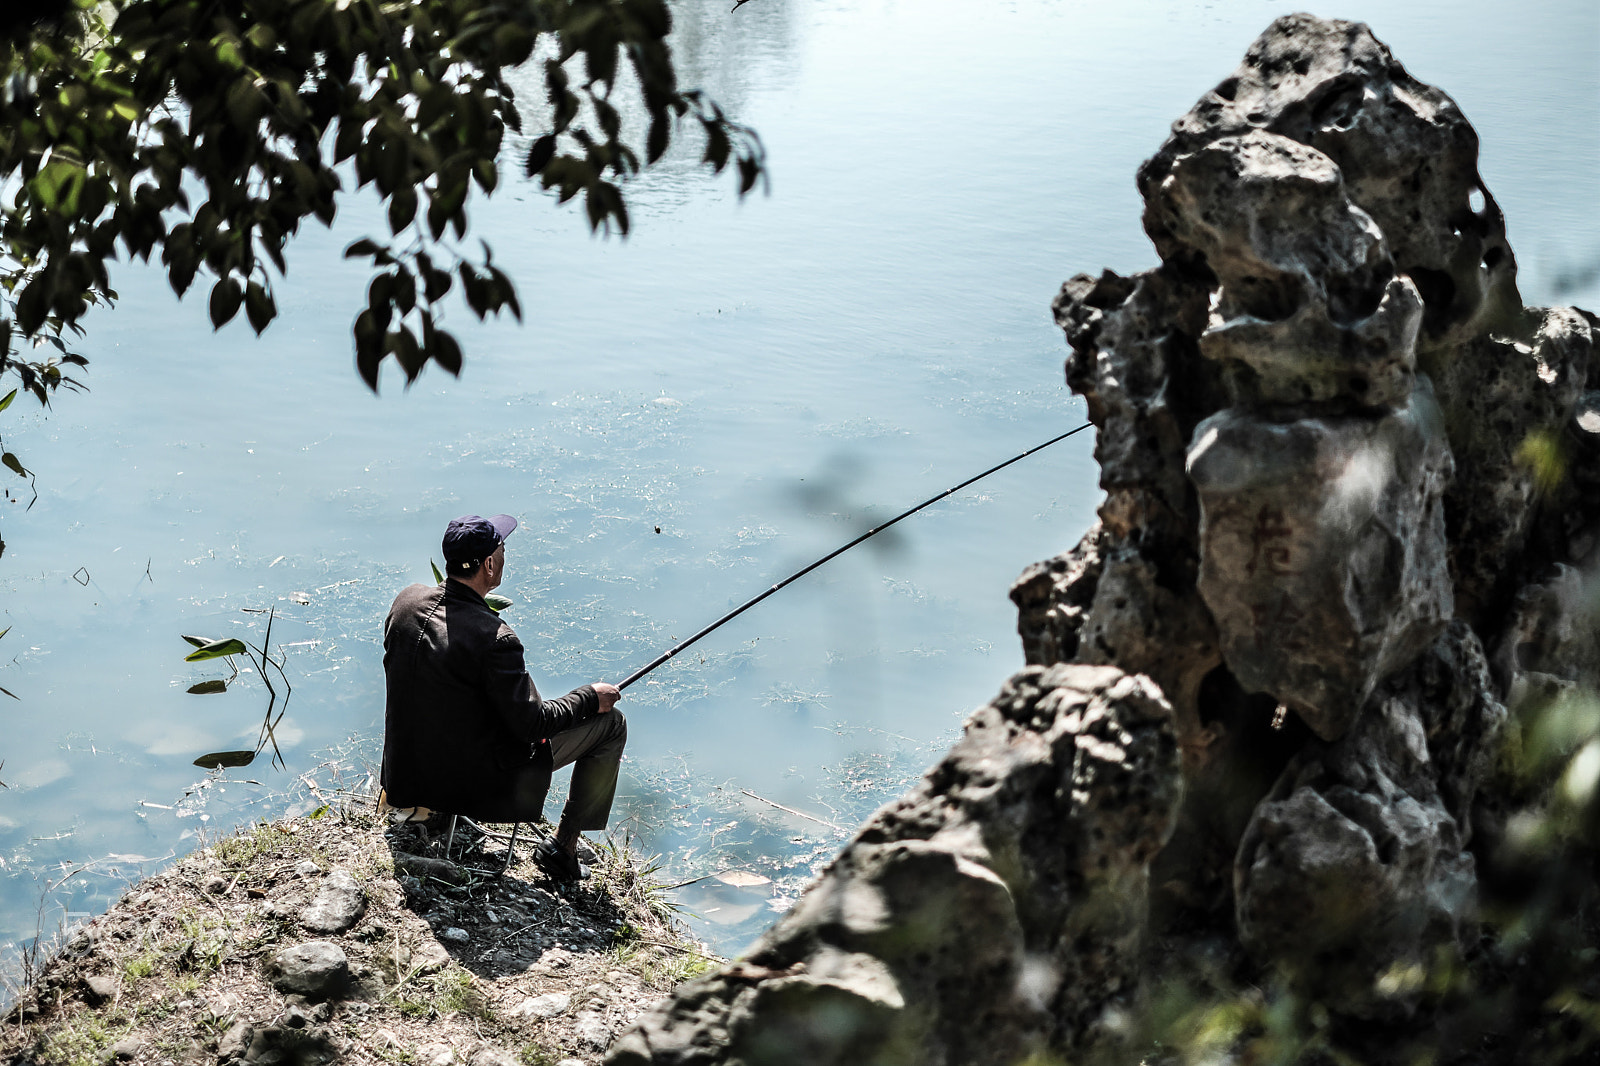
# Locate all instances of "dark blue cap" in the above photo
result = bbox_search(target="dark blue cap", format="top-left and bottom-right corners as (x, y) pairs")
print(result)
(442, 514), (517, 573)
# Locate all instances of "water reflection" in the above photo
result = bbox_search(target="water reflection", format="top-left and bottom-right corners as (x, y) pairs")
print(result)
(668, 0), (800, 116)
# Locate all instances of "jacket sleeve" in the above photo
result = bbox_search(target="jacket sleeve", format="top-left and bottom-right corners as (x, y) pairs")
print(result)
(485, 628), (598, 742)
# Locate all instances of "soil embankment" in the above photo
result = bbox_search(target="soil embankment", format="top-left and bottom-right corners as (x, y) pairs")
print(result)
(2, 807), (713, 1065)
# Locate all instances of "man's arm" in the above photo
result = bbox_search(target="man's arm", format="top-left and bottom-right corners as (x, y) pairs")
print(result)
(486, 630), (599, 741)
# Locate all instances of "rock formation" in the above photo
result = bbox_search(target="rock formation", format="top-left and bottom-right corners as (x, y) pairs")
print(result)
(608, 667), (1180, 1065)
(609, 14), (1597, 1063)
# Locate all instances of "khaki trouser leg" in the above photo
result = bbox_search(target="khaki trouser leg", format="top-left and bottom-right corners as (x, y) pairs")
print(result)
(547, 711), (628, 832)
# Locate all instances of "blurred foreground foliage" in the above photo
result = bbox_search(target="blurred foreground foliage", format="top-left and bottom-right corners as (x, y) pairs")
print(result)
(0, 0), (763, 494)
(1103, 688), (1600, 1066)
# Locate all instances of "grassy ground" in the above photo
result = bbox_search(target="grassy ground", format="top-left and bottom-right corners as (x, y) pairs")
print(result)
(1, 803), (717, 1066)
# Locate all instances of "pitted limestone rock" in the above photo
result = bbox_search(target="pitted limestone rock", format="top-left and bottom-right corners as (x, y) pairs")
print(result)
(1074, 546), (1220, 743)
(1494, 565), (1600, 717)
(1427, 307), (1594, 620)
(1186, 384), (1454, 740)
(1234, 623), (1504, 1016)
(1150, 129), (1421, 410)
(1010, 523), (1103, 669)
(1140, 13), (1520, 350)
(1054, 267), (1215, 541)
(605, 665), (1180, 1066)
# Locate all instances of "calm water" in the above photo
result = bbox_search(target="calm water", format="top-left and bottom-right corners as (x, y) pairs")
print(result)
(2, 0), (1596, 968)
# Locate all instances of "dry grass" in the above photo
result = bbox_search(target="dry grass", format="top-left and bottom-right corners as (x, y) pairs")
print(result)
(1, 805), (718, 1065)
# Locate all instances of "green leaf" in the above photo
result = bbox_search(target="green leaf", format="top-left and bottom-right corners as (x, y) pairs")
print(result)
(16, 271), (53, 335)
(647, 114), (669, 163)
(308, 804), (330, 820)
(525, 135), (557, 177)
(208, 278), (243, 328)
(388, 185), (417, 233)
(473, 158), (498, 194)
(431, 559), (444, 584)
(0, 389), (17, 413)
(33, 156), (86, 214)
(0, 626), (10, 641)
(2, 453), (28, 478)
(184, 637), (248, 661)
(180, 634), (215, 648)
(225, 76), (264, 129)
(187, 679), (229, 694)
(390, 326), (425, 381)
(212, 34), (245, 71)
(244, 281), (276, 335)
(334, 115), (364, 163)
(494, 23), (535, 66)
(432, 329), (463, 376)
(193, 750), (255, 770)
(484, 593), (513, 613)
(354, 310), (383, 392)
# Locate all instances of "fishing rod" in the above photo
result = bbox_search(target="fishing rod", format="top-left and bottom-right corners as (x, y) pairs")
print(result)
(616, 420), (1094, 691)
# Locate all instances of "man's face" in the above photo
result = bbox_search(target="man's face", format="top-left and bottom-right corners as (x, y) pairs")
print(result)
(486, 544), (506, 590)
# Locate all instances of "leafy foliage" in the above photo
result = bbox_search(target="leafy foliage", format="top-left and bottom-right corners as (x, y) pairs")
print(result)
(0, 0), (763, 432)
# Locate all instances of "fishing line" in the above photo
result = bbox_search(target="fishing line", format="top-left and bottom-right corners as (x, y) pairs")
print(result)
(616, 420), (1094, 691)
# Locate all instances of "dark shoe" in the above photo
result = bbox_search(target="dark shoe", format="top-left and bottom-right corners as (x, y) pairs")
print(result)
(533, 838), (590, 884)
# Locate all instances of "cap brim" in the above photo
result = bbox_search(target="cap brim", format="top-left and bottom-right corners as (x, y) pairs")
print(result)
(488, 514), (518, 541)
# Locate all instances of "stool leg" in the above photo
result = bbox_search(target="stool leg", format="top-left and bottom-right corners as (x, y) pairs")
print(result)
(444, 814), (458, 860)
(501, 822), (521, 873)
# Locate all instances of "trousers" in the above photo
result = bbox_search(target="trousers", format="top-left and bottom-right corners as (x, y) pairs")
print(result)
(547, 710), (628, 831)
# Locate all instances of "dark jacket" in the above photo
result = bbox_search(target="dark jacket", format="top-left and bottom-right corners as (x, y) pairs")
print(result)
(380, 580), (598, 821)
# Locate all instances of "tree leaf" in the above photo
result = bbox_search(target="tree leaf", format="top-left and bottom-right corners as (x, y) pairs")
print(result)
(187, 679), (229, 694)
(0, 389), (15, 412)
(184, 637), (248, 661)
(16, 271), (53, 335)
(334, 115), (364, 163)
(494, 23), (535, 66)
(388, 184), (417, 234)
(193, 750), (255, 769)
(432, 329), (463, 376)
(2, 453), (28, 478)
(225, 75), (264, 129)
(473, 158), (498, 194)
(484, 593), (513, 613)
(208, 278), (243, 329)
(33, 156), (86, 214)
(431, 559), (445, 584)
(647, 113), (669, 163)
(525, 135), (557, 177)
(180, 634), (216, 648)
(386, 326), (424, 381)
(244, 281), (276, 335)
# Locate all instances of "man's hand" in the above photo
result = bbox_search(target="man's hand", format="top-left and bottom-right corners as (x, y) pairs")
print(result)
(594, 682), (621, 713)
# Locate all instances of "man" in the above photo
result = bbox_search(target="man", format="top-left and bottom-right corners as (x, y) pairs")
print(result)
(381, 513), (625, 883)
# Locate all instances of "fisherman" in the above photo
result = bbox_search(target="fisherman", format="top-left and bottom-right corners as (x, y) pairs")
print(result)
(380, 513), (624, 883)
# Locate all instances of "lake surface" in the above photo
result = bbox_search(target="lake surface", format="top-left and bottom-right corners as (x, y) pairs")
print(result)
(2, 0), (1596, 972)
